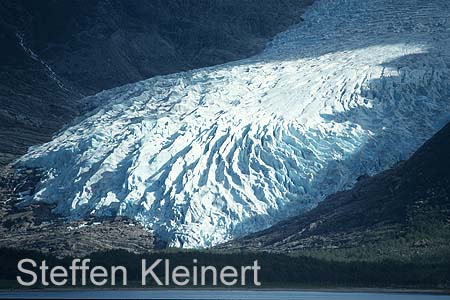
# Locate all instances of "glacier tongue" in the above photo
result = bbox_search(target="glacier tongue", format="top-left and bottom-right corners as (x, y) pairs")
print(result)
(19, 0), (450, 247)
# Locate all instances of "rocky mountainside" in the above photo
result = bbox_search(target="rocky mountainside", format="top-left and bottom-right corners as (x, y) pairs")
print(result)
(0, 0), (311, 164)
(0, 22), (79, 165)
(221, 121), (450, 257)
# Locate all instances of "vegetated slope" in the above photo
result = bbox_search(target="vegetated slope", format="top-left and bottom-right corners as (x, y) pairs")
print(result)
(221, 122), (450, 259)
(1, 248), (450, 289)
(17, 0), (450, 248)
(0, 0), (312, 164)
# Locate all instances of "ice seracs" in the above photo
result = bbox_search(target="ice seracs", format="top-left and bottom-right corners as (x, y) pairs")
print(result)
(18, 0), (450, 247)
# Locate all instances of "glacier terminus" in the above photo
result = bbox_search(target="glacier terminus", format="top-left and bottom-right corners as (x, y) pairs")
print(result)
(17, 0), (450, 247)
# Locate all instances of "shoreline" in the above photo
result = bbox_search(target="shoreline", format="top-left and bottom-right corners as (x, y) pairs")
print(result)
(1, 287), (449, 295)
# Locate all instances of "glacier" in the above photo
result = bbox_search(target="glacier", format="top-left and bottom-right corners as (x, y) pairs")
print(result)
(17, 0), (450, 247)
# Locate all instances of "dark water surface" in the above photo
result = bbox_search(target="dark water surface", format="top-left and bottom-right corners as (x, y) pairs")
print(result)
(0, 290), (449, 299)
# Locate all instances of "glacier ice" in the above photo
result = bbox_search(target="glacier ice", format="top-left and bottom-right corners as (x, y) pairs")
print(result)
(18, 0), (450, 247)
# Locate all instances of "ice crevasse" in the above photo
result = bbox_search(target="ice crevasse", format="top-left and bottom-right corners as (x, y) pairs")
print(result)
(19, 0), (450, 247)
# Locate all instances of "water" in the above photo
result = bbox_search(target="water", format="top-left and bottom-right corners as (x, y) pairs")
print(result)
(0, 290), (449, 299)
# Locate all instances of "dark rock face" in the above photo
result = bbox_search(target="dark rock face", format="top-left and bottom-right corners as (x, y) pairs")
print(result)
(0, 22), (79, 165)
(16, 0), (311, 94)
(0, 0), (312, 164)
(221, 122), (450, 252)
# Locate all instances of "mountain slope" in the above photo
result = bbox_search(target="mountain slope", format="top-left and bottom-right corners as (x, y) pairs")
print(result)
(16, 0), (450, 247)
(1, 0), (313, 95)
(221, 121), (450, 256)
(0, 0), (311, 164)
(0, 21), (79, 165)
